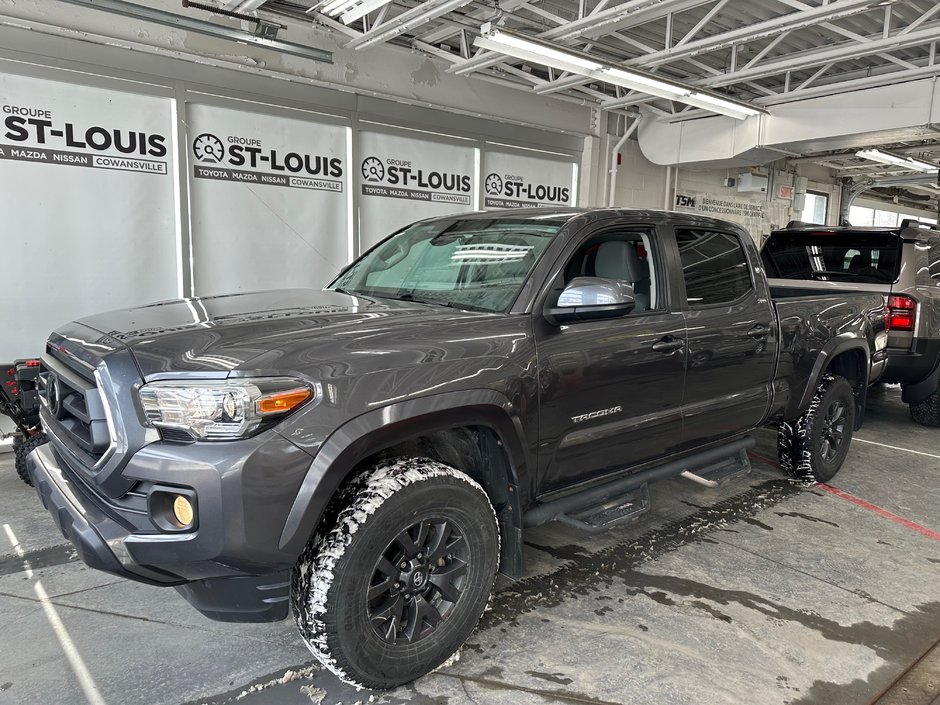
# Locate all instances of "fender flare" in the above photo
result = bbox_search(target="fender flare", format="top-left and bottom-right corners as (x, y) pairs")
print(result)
(792, 339), (870, 419)
(278, 389), (529, 558)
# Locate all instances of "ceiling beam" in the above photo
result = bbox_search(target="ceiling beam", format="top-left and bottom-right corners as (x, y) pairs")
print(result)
(697, 23), (940, 88)
(633, 0), (881, 68)
(447, 0), (711, 75)
(345, 0), (475, 49)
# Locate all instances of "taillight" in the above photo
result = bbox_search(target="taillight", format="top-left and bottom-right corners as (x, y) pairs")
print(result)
(25, 360), (39, 367)
(886, 294), (916, 331)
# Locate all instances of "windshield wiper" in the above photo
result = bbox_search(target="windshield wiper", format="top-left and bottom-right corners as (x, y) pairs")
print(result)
(393, 292), (456, 308)
(332, 287), (360, 296)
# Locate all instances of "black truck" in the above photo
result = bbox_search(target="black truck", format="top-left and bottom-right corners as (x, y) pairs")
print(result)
(27, 208), (886, 689)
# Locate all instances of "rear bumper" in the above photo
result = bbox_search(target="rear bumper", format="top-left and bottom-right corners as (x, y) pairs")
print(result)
(883, 338), (940, 386)
(28, 442), (292, 622)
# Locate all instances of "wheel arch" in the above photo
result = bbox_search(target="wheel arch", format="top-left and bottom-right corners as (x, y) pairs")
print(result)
(794, 341), (870, 430)
(278, 389), (529, 579)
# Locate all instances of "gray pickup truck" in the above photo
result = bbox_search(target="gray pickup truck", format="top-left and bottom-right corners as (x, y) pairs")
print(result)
(27, 208), (885, 688)
(763, 220), (940, 425)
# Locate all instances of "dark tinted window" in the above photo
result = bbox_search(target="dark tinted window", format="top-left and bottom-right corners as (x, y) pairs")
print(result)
(762, 232), (901, 284)
(676, 229), (752, 306)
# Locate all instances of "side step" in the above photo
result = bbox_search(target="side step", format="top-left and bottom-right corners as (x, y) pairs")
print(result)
(691, 449), (752, 485)
(557, 484), (651, 534)
(522, 436), (755, 531)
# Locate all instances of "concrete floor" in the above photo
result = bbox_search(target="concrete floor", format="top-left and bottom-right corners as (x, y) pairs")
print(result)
(1, 385), (938, 705)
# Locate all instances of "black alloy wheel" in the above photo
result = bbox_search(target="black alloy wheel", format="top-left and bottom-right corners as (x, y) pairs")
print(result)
(819, 399), (847, 463)
(292, 458), (499, 690)
(368, 519), (469, 645)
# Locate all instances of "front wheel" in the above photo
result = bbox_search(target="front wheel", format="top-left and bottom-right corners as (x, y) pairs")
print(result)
(291, 458), (500, 689)
(778, 374), (855, 483)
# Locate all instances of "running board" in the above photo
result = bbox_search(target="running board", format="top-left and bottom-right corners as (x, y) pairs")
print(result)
(522, 436), (756, 530)
(557, 484), (650, 534)
(682, 449), (752, 486)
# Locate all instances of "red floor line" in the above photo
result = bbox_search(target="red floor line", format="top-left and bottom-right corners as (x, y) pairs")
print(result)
(817, 484), (940, 543)
(746, 451), (940, 542)
(748, 450), (779, 467)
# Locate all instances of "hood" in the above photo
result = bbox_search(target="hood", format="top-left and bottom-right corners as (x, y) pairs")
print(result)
(74, 288), (502, 379)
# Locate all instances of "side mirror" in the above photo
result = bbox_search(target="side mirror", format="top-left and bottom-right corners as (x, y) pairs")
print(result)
(546, 277), (636, 325)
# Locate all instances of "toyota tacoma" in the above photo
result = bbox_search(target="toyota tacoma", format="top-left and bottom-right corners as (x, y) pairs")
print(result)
(28, 208), (886, 688)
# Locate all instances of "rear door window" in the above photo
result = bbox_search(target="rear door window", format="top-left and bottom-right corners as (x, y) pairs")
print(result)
(676, 229), (752, 306)
(762, 232), (902, 284)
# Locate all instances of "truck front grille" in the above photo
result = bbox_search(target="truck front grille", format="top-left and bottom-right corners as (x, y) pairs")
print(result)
(40, 349), (113, 469)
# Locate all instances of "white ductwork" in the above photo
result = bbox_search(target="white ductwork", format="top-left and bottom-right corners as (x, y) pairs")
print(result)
(637, 76), (940, 168)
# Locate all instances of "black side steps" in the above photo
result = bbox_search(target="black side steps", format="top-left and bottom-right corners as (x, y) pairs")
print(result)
(522, 436), (755, 533)
(556, 484), (650, 534)
(684, 449), (752, 486)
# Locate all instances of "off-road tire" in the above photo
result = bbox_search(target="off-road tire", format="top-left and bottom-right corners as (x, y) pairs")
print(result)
(13, 433), (46, 486)
(291, 457), (500, 689)
(909, 389), (940, 427)
(778, 374), (855, 483)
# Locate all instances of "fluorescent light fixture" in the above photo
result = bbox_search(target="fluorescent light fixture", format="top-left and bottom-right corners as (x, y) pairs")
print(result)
(857, 149), (939, 172)
(483, 32), (603, 72)
(471, 26), (763, 120)
(338, 0), (391, 23)
(603, 67), (689, 96)
(472, 36), (604, 78)
(687, 91), (761, 118)
(316, 0), (392, 19)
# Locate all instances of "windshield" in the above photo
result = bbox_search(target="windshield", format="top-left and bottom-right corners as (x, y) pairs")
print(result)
(762, 232), (902, 285)
(331, 218), (562, 312)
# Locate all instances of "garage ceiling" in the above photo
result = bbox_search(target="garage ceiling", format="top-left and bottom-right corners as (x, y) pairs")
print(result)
(248, 0), (940, 119)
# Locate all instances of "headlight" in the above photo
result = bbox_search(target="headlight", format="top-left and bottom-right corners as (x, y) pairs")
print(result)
(138, 378), (314, 441)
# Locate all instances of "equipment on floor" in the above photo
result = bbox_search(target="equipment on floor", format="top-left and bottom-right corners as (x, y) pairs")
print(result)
(1, 359), (46, 486)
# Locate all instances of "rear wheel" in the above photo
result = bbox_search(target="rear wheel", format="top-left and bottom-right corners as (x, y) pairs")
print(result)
(291, 457), (499, 689)
(778, 375), (855, 483)
(909, 389), (940, 427)
(13, 432), (47, 486)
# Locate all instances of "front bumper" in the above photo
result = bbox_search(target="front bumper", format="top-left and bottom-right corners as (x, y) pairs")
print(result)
(27, 436), (309, 622)
(30, 443), (181, 585)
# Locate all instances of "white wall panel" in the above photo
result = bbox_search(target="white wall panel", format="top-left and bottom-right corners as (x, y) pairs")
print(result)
(358, 130), (478, 252)
(187, 103), (351, 295)
(0, 72), (178, 360)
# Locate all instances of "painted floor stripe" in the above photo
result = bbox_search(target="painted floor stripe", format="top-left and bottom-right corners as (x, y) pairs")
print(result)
(853, 437), (940, 460)
(748, 450), (779, 467)
(818, 484), (940, 543)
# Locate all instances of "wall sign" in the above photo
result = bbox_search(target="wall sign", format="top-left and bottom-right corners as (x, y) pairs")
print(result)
(187, 103), (350, 295)
(675, 191), (767, 241)
(482, 149), (577, 209)
(358, 131), (477, 251)
(0, 72), (178, 361)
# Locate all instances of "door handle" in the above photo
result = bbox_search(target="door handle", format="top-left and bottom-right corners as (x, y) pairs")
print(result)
(652, 336), (684, 353)
(747, 324), (770, 340)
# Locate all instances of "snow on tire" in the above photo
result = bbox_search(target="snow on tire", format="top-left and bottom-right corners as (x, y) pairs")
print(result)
(291, 457), (500, 690)
(777, 374), (854, 483)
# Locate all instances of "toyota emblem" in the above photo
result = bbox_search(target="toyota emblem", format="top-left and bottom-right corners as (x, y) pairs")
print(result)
(46, 373), (62, 417)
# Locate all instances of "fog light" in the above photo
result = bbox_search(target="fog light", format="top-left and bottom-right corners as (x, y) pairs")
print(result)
(173, 495), (194, 526)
